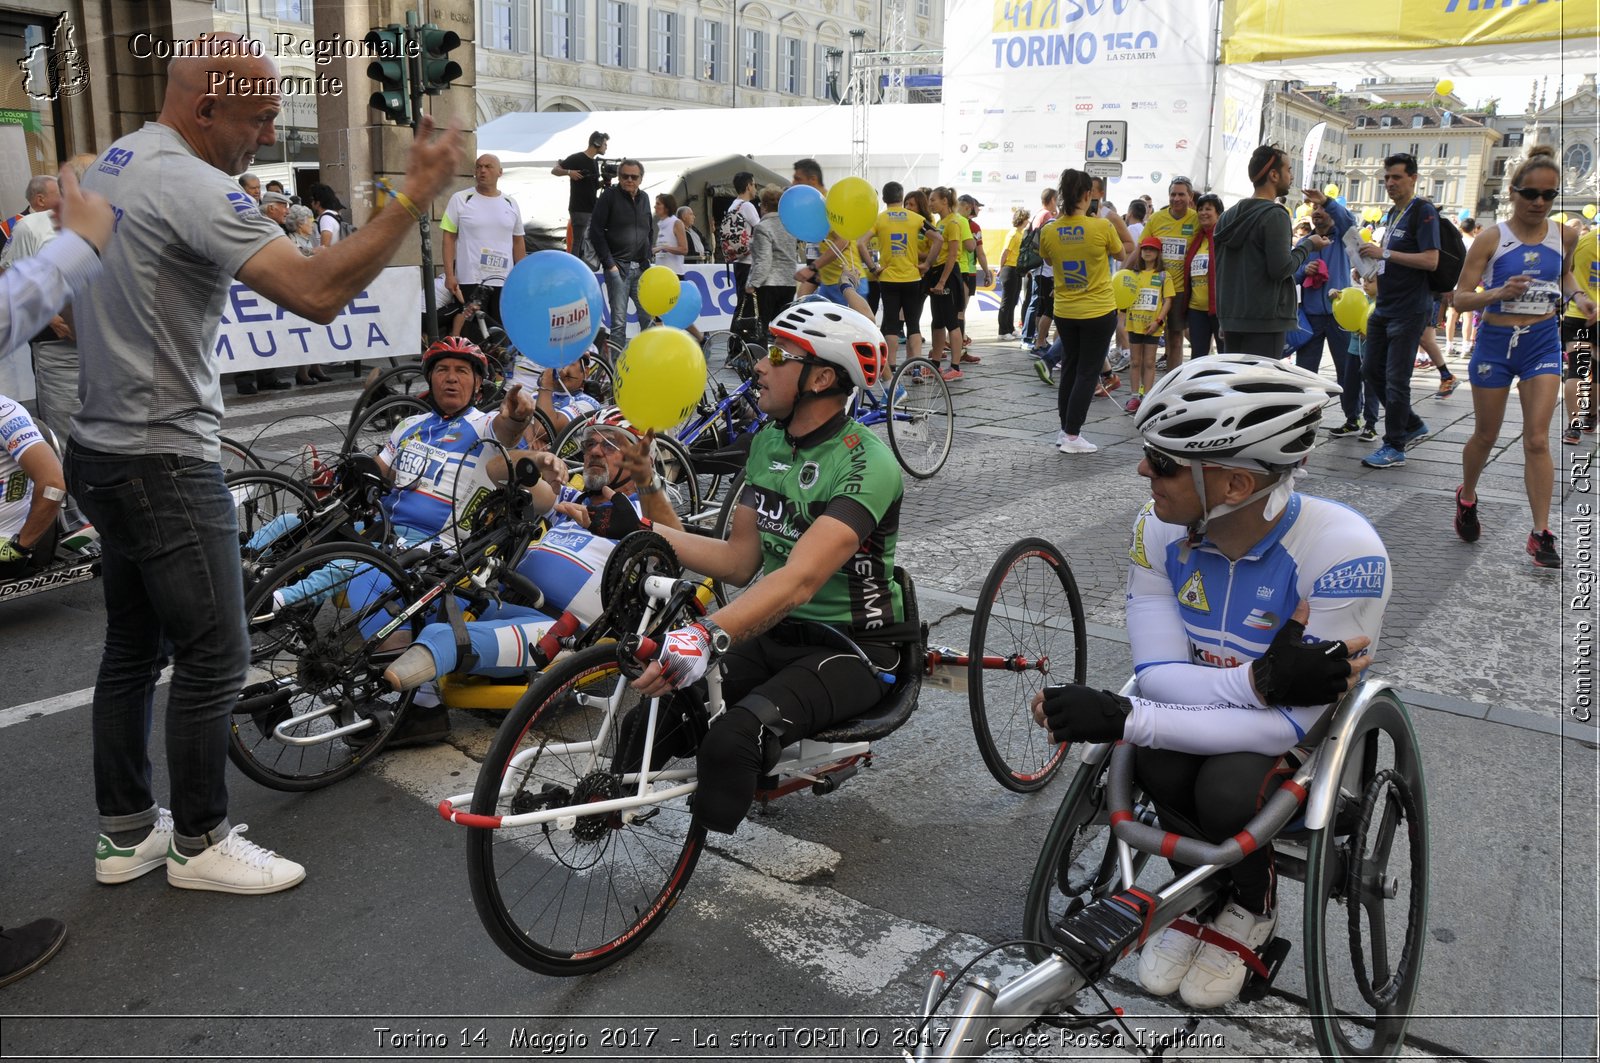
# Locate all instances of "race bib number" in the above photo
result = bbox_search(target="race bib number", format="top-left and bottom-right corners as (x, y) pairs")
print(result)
(1133, 288), (1160, 312)
(479, 248), (511, 281)
(1189, 253), (1210, 278)
(1501, 279), (1562, 316)
(1161, 237), (1186, 266)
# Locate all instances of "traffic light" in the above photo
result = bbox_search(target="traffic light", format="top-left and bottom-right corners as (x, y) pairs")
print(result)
(364, 25), (411, 124)
(417, 23), (462, 95)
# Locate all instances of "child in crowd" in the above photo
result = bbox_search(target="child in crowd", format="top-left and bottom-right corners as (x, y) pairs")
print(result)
(1124, 235), (1174, 414)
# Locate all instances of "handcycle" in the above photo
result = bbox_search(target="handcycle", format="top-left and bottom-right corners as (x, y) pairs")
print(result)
(0, 423), (101, 605)
(902, 676), (1428, 1062)
(436, 532), (1091, 975)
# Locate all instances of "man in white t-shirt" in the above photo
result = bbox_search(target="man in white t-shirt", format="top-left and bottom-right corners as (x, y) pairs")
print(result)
(726, 171), (761, 323)
(442, 154), (526, 328)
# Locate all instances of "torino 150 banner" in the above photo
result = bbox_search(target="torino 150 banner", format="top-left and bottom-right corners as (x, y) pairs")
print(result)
(940, 0), (1217, 219)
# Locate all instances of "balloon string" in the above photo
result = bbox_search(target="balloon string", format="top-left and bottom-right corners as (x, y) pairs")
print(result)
(822, 236), (859, 285)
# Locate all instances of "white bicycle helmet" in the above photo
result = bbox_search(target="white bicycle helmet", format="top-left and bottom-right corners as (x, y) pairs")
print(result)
(1134, 354), (1341, 472)
(767, 300), (886, 391)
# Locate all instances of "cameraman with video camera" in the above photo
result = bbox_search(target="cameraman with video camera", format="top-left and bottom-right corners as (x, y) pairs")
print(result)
(552, 130), (609, 268)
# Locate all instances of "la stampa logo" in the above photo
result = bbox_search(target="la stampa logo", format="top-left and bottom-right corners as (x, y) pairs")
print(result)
(19, 12), (90, 102)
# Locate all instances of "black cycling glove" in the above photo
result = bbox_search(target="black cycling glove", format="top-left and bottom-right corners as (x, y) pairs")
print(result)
(586, 499), (651, 541)
(1249, 615), (1353, 706)
(1040, 685), (1132, 745)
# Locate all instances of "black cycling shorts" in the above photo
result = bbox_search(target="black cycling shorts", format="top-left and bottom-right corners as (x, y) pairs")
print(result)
(879, 280), (926, 339)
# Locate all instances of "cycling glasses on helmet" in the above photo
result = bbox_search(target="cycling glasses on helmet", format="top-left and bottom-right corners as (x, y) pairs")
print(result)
(1142, 445), (1188, 478)
(767, 344), (821, 368)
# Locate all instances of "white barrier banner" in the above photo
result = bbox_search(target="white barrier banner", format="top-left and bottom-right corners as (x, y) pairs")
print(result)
(213, 266), (422, 371)
(940, 0), (1217, 217)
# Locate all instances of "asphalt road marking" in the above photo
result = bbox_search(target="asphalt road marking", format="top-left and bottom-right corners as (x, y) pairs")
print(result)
(0, 669), (171, 731)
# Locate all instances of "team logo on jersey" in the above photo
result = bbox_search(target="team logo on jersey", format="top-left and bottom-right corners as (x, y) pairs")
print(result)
(1243, 609), (1277, 631)
(797, 461), (820, 490)
(1256, 585), (1274, 600)
(4, 470), (26, 503)
(1314, 556), (1387, 598)
(768, 460), (791, 472)
(1522, 250), (1542, 267)
(225, 191), (257, 216)
(1128, 512), (1151, 569)
(843, 433), (861, 449)
(1177, 571), (1210, 612)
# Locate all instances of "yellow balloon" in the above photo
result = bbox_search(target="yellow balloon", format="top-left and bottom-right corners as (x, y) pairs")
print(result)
(1323, 183), (1340, 199)
(1359, 228), (1374, 243)
(1435, 79), (1454, 96)
(1110, 269), (1141, 311)
(638, 265), (681, 319)
(1552, 212), (1570, 225)
(825, 176), (879, 241)
(1574, 229), (1598, 301)
(1332, 287), (1371, 333)
(614, 327), (709, 432)
(1586, 204), (1598, 220)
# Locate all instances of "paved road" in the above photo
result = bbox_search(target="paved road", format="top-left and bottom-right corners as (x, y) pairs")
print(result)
(0, 329), (1595, 1062)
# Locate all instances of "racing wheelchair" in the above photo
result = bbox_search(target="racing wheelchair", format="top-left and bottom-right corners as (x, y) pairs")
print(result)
(906, 677), (1429, 1062)
(437, 531), (1091, 976)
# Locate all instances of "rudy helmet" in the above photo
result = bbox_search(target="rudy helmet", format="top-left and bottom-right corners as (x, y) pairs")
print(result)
(767, 300), (886, 391)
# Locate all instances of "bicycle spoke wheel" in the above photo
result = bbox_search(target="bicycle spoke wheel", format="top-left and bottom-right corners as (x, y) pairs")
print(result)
(1305, 689), (1429, 1061)
(887, 358), (953, 479)
(467, 645), (706, 976)
(219, 434), (263, 473)
(343, 395), (430, 460)
(708, 471), (763, 606)
(229, 543), (420, 791)
(969, 538), (1085, 792)
(227, 469), (318, 592)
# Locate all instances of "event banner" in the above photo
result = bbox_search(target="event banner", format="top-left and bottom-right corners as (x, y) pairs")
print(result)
(939, 0), (1217, 220)
(1222, 0), (1597, 63)
(214, 266), (421, 372)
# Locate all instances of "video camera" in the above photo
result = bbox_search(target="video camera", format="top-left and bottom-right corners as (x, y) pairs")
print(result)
(596, 156), (621, 187)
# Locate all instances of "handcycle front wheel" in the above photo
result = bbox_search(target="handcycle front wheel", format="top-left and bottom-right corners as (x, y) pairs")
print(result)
(466, 644), (707, 976)
(228, 541), (422, 791)
(969, 537), (1086, 792)
(886, 357), (954, 479)
(1303, 688), (1429, 1061)
(343, 394), (431, 459)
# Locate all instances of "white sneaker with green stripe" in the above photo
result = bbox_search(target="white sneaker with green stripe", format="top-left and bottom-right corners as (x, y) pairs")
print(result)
(95, 808), (174, 884)
(166, 824), (305, 895)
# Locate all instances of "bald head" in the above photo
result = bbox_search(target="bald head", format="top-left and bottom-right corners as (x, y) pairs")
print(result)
(24, 175), (59, 211)
(159, 34), (281, 177)
(474, 153), (503, 193)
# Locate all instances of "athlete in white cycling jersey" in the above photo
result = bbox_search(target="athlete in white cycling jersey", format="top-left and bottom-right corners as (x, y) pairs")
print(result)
(0, 395), (66, 579)
(1033, 354), (1390, 1011)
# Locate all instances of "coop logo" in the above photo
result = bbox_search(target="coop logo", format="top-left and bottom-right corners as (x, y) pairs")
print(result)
(1076, 102), (1095, 111)
(1314, 556), (1387, 599)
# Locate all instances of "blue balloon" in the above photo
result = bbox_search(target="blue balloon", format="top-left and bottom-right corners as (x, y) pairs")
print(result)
(778, 185), (830, 243)
(499, 250), (604, 368)
(1283, 309), (1312, 358)
(659, 279), (703, 329)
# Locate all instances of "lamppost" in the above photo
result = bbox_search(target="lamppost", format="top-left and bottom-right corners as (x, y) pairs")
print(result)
(847, 28), (865, 103)
(824, 46), (842, 103)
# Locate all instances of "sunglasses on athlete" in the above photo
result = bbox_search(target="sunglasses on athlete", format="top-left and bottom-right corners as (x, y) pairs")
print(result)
(1143, 445), (1189, 478)
(766, 344), (821, 368)
(1511, 186), (1560, 202)
(579, 430), (624, 455)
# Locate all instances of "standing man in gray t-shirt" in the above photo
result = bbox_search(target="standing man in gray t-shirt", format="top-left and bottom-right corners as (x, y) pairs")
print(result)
(69, 34), (462, 896)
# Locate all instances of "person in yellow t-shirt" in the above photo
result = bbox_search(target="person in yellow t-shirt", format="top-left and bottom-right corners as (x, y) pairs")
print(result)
(1134, 178), (1199, 370)
(872, 181), (928, 371)
(1124, 236), (1176, 414)
(926, 186), (974, 380)
(997, 208), (1028, 338)
(1182, 193), (1223, 359)
(1561, 226), (1597, 443)
(1038, 168), (1133, 454)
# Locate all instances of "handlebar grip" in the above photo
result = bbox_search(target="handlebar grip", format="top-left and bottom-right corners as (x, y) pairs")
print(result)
(616, 635), (658, 680)
(634, 637), (658, 660)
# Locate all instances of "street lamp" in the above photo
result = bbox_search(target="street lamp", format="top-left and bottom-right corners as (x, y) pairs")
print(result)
(847, 28), (865, 103)
(824, 46), (842, 103)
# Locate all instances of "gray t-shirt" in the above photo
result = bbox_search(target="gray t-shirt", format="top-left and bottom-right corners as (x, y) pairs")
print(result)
(75, 122), (284, 460)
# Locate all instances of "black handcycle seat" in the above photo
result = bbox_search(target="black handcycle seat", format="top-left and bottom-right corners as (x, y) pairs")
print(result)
(810, 568), (924, 744)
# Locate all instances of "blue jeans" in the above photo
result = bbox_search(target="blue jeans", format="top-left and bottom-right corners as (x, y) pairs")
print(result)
(604, 261), (647, 357)
(1363, 310), (1428, 449)
(1186, 307), (1220, 358)
(1293, 312), (1349, 375)
(1335, 344), (1381, 428)
(66, 444), (247, 849)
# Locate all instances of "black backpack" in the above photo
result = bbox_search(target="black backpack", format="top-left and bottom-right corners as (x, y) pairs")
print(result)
(1016, 224), (1043, 272)
(1427, 206), (1465, 294)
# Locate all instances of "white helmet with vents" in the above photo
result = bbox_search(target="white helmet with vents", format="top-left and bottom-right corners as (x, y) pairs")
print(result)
(767, 299), (886, 391)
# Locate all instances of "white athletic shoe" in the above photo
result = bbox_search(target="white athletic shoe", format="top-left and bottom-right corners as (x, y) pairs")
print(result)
(1058, 435), (1098, 454)
(95, 808), (174, 884)
(1137, 924), (1203, 996)
(1178, 901), (1277, 1008)
(1055, 429), (1069, 448)
(166, 825), (306, 895)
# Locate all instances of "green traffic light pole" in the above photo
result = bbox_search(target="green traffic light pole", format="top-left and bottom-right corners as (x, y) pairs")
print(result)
(405, 10), (440, 345)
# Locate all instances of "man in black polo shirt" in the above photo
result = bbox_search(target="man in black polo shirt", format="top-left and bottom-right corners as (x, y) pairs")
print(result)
(1356, 152), (1437, 469)
(552, 130), (607, 268)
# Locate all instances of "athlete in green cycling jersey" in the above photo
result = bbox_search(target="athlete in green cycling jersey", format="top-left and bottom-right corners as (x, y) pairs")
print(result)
(624, 300), (905, 834)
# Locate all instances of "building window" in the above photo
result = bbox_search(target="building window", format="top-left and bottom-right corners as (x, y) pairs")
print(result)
(1408, 142), (1419, 158)
(1380, 116), (1394, 128)
(1505, 131), (1524, 147)
(738, 27), (766, 88)
(482, 0), (531, 52)
(213, 0), (245, 12)
(600, 1), (636, 67)
(1347, 178), (1361, 202)
(544, 0), (583, 59)
(1432, 179), (1447, 201)
(262, 0), (310, 21)
(1411, 114), (1425, 128)
(696, 17), (725, 81)
(650, 10), (680, 74)
(1437, 141), (1448, 160)
(916, 0), (930, 15)
(1381, 142), (1391, 158)
(1352, 142), (1363, 159)
(1566, 142), (1594, 181)
(779, 35), (805, 95)
(815, 42), (838, 100)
